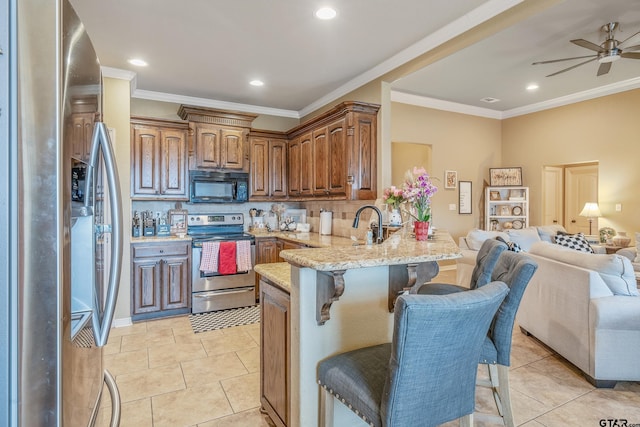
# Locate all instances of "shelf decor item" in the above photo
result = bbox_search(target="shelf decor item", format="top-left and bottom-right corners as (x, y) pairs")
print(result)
(414, 220), (430, 241)
(489, 167), (522, 186)
(402, 167), (438, 241)
(382, 185), (405, 226)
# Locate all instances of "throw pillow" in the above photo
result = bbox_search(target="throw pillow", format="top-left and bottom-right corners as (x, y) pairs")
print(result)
(466, 229), (510, 251)
(505, 227), (540, 251)
(635, 232), (640, 263)
(536, 225), (567, 243)
(496, 236), (522, 252)
(555, 232), (594, 253)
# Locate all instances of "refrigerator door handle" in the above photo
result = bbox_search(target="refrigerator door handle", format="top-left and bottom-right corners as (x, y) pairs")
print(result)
(104, 370), (121, 427)
(88, 122), (123, 346)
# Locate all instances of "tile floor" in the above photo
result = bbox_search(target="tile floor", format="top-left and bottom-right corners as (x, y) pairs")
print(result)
(102, 269), (640, 426)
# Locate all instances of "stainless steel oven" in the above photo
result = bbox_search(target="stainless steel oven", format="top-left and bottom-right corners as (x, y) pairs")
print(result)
(188, 213), (256, 313)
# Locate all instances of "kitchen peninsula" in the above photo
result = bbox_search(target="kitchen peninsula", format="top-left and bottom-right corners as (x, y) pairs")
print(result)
(255, 231), (461, 427)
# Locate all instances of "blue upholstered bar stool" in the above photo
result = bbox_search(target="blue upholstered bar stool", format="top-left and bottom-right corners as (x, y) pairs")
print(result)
(317, 281), (510, 427)
(418, 250), (538, 427)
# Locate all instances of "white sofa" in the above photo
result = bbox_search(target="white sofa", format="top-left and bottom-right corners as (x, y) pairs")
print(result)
(458, 228), (640, 386)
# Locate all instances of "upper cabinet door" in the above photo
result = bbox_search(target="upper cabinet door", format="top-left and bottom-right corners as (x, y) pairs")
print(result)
(220, 128), (247, 171)
(250, 136), (269, 197)
(299, 132), (313, 196)
(160, 129), (187, 197)
(312, 126), (329, 195)
(195, 123), (221, 169)
(269, 139), (287, 198)
(131, 125), (161, 197)
(287, 137), (301, 197)
(327, 119), (346, 196)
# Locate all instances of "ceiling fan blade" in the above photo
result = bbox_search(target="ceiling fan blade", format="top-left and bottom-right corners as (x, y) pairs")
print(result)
(621, 51), (640, 59)
(619, 30), (640, 48)
(622, 44), (640, 52)
(597, 62), (611, 76)
(546, 57), (597, 77)
(532, 54), (596, 65)
(571, 39), (602, 52)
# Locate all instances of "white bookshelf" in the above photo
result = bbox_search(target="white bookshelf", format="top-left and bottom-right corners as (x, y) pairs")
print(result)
(485, 186), (529, 231)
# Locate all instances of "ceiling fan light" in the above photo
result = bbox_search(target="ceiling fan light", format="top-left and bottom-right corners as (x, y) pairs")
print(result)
(598, 50), (621, 63)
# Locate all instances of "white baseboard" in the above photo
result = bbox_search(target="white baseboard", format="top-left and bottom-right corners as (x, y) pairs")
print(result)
(112, 317), (133, 328)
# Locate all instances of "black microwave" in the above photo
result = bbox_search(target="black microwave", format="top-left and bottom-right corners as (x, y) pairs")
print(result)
(189, 170), (249, 203)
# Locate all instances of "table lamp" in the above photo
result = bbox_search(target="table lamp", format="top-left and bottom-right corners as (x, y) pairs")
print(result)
(579, 202), (601, 235)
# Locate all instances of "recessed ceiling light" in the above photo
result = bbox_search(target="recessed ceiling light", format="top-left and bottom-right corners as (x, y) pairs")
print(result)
(526, 84), (539, 91)
(249, 80), (264, 87)
(315, 7), (337, 20)
(127, 58), (148, 67)
(480, 97), (500, 103)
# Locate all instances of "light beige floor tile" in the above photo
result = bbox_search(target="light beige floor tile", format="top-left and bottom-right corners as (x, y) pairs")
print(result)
(220, 372), (261, 413)
(519, 421), (545, 426)
(246, 327), (261, 346)
(109, 322), (147, 338)
(103, 348), (148, 376)
(103, 336), (122, 355)
(198, 408), (274, 427)
(510, 330), (554, 369)
(146, 315), (190, 331)
(111, 398), (153, 427)
(201, 331), (258, 356)
(236, 347), (260, 373)
(151, 382), (234, 427)
(148, 341), (207, 368)
(120, 327), (176, 352)
(116, 364), (186, 403)
(181, 352), (249, 388)
(175, 328), (226, 345)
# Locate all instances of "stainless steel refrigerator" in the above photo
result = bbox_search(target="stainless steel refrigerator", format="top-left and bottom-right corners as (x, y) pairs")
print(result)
(1, 0), (123, 425)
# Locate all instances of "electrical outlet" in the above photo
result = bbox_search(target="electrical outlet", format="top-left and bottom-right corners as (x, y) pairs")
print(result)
(615, 204), (622, 212)
(449, 204), (456, 211)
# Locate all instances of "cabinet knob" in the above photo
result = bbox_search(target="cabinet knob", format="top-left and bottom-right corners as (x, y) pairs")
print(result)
(571, 219), (576, 223)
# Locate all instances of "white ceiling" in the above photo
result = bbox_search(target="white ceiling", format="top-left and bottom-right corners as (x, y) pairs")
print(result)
(69, 0), (640, 119)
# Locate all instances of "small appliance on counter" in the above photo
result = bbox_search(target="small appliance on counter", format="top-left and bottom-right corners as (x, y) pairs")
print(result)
(319, 210), (333, 235)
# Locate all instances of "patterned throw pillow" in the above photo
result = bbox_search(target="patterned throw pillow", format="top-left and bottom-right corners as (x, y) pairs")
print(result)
(555, 232), (594, 253)
(496, 236), (522, 252)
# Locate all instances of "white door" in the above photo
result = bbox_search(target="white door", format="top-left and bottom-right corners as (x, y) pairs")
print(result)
(564, 164), (598, 235)
(542, 166), (563, 227)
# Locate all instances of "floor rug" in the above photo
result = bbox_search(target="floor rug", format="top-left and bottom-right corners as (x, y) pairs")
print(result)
(189, 305), (260, 333)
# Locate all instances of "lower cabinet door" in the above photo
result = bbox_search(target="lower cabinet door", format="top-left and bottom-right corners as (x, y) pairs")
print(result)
(132, 258), (162, 315)
(162, 256), (191, 310)
(260, 279), (290, 427)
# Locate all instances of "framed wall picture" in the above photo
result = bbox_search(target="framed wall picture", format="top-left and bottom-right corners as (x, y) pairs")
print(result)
(489, 167), (522, 186)
(458, 181), (472, 214)
(445, 170), (458, 189)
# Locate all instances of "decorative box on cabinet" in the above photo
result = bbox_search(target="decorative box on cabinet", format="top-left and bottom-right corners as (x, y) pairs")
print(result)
(131, 241), (191, 321)
(130, 117), (189, 200)
(485, 186), (529, 231)
(177, 105), (257, 172)
(287, 101), (379, 201)
(249, 130), (288, 200)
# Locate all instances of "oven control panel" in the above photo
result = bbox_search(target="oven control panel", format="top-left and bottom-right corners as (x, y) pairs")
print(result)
(188, 213), (244, 226)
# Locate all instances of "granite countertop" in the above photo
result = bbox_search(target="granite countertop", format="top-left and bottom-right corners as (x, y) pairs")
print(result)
(254, 262), (291, 292)
(250, 231), (357, 248)
(131, 235), (192, 243)
(278, 231), (461, 271)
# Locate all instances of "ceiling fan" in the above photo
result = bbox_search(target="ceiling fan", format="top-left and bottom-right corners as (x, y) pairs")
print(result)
(532, 22), (640, 77)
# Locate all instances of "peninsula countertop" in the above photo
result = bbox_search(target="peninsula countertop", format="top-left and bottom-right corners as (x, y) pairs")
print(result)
(278, 231), (461, 271)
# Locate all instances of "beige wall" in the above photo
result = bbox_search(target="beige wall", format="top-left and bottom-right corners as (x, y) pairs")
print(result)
(502, 89), (640, 239)
(103, 77), (132, 322)
(390, 102), (502, 240)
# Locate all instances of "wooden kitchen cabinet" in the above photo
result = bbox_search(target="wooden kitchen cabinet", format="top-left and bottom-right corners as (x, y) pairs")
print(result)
(287, 101), (379, 200)
(260, 277), (290, 427)
(68, 95), (99, 162)
(254, 238), (284, 298)
(130, 117), (189, 200)
(131, 241), (191, 321)
(178, 105), (257, 172)
(249, 131), (288, 199)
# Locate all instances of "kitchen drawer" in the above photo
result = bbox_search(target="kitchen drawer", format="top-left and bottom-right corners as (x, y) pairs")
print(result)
(192, 287), (255, 313)
(132, 242), (190, 259)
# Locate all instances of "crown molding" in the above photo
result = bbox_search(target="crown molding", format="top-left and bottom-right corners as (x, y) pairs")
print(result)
(133, 89), (300, 119)
(101, 66), (136, 81)
(392, 76), (640, 120)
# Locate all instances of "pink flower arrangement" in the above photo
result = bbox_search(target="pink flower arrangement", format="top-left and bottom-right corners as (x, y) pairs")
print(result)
(382, 185), (405, 209)
(402, 167), (437, 222)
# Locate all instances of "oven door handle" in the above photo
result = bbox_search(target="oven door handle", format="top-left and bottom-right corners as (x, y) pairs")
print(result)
(194, 288), (255, 298)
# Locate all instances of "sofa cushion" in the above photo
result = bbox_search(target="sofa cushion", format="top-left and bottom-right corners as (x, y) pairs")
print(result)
(505, 227), (541, 251)
(555, 232), (594, 253)
(635, 232), (640, 263)
(529, 242), (638, 296)
(536, 225), (567, 243)
(466, 229), (510, 250)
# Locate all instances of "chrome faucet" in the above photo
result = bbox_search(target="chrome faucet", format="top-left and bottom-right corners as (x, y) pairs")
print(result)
(352, 205), (383, 244)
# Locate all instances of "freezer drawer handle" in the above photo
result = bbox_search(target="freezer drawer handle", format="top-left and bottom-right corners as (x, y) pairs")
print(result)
(104, 370), (121, 427)
(194, 288), (255, 298)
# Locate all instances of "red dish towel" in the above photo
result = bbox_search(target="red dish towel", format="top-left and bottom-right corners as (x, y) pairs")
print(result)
(200, 241), (220, 273)
(218, 241), (237, 275)
(236, 240), (252, 272)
